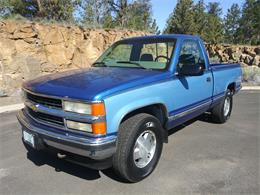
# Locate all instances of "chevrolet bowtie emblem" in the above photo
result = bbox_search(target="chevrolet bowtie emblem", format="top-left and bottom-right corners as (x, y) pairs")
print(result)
(31, 104), (39, 112)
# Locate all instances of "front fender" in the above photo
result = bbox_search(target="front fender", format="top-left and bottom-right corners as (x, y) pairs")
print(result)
(104, 90), (168, 135)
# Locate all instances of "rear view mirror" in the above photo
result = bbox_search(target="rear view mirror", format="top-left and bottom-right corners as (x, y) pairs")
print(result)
(178, 64), (204, 76)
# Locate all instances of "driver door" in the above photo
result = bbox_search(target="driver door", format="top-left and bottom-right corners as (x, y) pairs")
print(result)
(171, 39), (213, 119)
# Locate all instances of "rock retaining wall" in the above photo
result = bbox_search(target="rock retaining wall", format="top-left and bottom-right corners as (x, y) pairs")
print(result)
(0, 20), (149, 96)
(0, 20), (259, 96)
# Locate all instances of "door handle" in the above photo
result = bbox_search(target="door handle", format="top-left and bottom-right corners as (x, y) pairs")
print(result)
(206, 77), (211, 82)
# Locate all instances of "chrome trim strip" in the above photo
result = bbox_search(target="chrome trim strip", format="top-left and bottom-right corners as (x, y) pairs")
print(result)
(17, 110), (116, 146)
(213, 94), (225, 101)
(169, 100), (212, 121)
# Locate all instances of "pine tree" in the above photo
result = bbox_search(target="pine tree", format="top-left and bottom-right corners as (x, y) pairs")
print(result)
(164, 0), (196, 34)
(126, 0), (153, 30)
(207, 2), (222, 17)
(150, 19), (160, 34)
(224, 4), (241, 44)
(82, 0), (112, 27)
(83, 0), (96, 25)
(103, 13), (115, 28)
(107, 0), (155, 31)
(237, 0), (260, 45)
(108, 0), (128, 27)
(193, 0), (206, 36)
(0, 0), (80, 22)
(204, 2), (223, 44)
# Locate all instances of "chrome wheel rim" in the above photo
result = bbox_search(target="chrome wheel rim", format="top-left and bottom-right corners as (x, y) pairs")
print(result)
(133, 130), (157, 168)
(224, 97), (230, 116)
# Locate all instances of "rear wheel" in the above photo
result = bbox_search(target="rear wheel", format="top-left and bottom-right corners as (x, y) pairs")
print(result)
(211, 89), (233, 123)
(113, 113), (163, 183)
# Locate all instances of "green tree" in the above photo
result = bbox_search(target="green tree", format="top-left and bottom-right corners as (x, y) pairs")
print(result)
(193, 0), (206, 36)
(237, 0), (260, 45)
(150, 19), (160, 34)
(108, 0), (128, 27)
(0, 0), (13, 17)
(204, 2), (223, 44)
(103, 12), (115, 28)
(82, 0), (111, 27)
(224, 4), (241, 44)
(164, 0), (196, 34)
(3, 0), (39, 18)
(41, 0), (79, 22)
(107, 0), (155, 31)
(207, 2), (222, 16)
(83, 0), (96, 25)
(0, 0), (80, 22)
(126, 0), (153, 30)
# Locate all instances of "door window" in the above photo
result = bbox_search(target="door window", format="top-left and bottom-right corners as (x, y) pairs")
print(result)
(177, 40), (205, 70)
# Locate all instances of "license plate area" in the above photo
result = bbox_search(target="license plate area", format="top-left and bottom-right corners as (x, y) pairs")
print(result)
(23, 130), (35, 148)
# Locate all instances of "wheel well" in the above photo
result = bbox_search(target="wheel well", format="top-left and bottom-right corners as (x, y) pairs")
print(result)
(227, 82), (236, 93)
(120, 104), (168, 142)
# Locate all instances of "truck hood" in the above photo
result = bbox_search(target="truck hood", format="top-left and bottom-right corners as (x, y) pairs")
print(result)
(23, 67), (171, 101)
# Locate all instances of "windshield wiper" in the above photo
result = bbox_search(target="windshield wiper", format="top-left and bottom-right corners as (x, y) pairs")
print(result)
(92, 61), (108, 67)
(116, 61), (147, 69)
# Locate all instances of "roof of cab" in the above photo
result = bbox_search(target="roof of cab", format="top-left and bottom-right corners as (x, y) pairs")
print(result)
(122, 34), (201, 42)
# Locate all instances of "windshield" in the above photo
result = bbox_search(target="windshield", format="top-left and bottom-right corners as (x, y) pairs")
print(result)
(93, 38), (176, 70)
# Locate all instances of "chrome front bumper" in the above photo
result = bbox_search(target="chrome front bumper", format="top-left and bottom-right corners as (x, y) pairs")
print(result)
(17, 109), (117, 160)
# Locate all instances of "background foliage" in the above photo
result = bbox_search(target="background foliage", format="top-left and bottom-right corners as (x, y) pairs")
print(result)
(0, 0), (259, 44)
(164, 0), (260, 45)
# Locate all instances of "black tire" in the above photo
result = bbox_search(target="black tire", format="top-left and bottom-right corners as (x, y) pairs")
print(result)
(211, 89), (233, 123)
(113, 113), (163, 183)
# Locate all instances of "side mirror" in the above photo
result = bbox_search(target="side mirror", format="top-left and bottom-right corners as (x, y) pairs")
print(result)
(178, 64), (204, 76)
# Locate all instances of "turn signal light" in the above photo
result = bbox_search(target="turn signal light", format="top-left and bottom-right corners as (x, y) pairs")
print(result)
(92, 122), (106, 135)
(91, 103), (105, 116)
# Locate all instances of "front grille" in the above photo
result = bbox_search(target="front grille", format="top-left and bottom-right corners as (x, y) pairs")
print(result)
(27, 107), (64, 126)
(26, 92), (62, 109)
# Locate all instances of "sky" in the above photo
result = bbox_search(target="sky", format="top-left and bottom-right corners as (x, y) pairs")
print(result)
(151, 0), (245, 32)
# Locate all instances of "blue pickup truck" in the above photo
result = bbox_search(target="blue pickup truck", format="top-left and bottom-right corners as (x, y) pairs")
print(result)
(17, 34), (242, 182)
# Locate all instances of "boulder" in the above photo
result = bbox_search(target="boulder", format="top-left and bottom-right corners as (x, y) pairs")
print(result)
(13, 31), (37, 39)
(0, 38), (16, 60)
(2, 73), (23, 95)
(254, 47), (260, 55)
(41, 62), (57, 73)
(34, 23), (50, 41)
(43, 27), (64, 45)
(244, 55), (253, 65)
(72, 39), (100, 68)
(88, 30), (105, 51)
(44, 43), (73, 65)
(15, 39), (37, 54)
(252, 56), (260, 66)
(1, 21), (17, 34)
(20, 56), (41, 80)
(6, 54), (25, 74)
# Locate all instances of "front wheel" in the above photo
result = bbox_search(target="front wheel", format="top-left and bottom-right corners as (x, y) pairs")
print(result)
(211, 89), (233, 123)
(113, 113), (163, 183)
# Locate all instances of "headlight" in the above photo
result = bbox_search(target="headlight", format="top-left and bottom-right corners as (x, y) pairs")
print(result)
(66, 120), (92, 132)
(63, 101), (91, 114)
(63, 101), (105, 116)
(64, 101), (106, 134)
